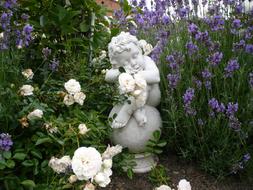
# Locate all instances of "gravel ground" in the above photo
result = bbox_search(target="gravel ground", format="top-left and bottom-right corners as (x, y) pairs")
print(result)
(100, 154), (253, 190)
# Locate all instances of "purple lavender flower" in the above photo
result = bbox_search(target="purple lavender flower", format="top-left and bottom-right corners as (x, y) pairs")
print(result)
(245, 44), (253, 54)
(208, 98), (226, 113)
(178, 7), (189, 18)
(235, 4), (243, 14)
(243, 153), (251, 162)
(207, 52), (223, 66)
(202, 69), (212, 79)
(22, 24), (33, 46)
(167, 73), (180, 89)
(208, 98), (219, 110)
(188, 23), (198, 34)
(3, 0), (17, 9)
(232, 19), (242, 28)
(197, 119), (204, 126)
(232, 40), (245, 52)
(0, 133), (13, 151)
(162, 15), (170, 25)
(249, 72), (253, 88)
(42, 47), (51, 60)
(166, 55), (175, 63)
(228, 116), (241, 132)
(21, 13), (30, 21)
(209, 15), (225, 31)
(226, 102), (238, 116)
(204, 81), (211, 90)
(49, 58), (59, 71)
(224, 59), (240, 78)
(186, 41), (198, 55)
(194, 79), (202, 89)
(183, 88), (195, 105)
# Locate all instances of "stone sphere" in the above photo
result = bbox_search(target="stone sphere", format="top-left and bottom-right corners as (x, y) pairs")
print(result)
(109, 105), (162, 153)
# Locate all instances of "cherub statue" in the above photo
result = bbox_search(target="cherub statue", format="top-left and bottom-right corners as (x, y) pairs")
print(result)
(105, 32), (161, 129)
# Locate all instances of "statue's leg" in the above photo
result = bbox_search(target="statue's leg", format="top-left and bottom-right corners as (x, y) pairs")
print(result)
(146, 84), (161, 107)
(112, 97), (136, 129)
(133, 107), (147, 127)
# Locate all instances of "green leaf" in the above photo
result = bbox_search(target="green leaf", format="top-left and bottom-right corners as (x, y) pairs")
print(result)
(13, 153), (26, 160)
(157, 141), (167, 147)
(21, 180), (36, 188)
(119, 67), (126, 73)
(80, 21), (90, 32)
(0, 160), (6, 170)
(5, 160), (15, 168)
(154, 149), (163, 154)
(35, 137), (52, 146)
(62, 184), (73, 189)
(153, 130), (161, 140)
(31, 150), (42, 159)
(127, 168), (133, 179)
(22, 160), (34, 167)
(3, 151), (11, 159)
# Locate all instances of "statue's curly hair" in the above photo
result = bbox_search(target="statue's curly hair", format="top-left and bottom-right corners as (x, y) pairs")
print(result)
(108, 32), (140, 60)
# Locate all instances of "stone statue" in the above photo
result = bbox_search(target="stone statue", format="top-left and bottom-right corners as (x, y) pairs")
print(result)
(105, 32), (162, 173)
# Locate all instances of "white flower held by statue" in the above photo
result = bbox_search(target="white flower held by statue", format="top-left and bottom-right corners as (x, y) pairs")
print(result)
(27, 109), (43, 120)
(20, 85), (34, 96)
(64, 79), (81, 95)
(118, 73), (135, 94)
(71, 147), (102, 180)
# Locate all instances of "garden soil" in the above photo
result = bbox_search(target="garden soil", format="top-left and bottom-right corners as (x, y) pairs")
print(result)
(100, 153), (253, 190)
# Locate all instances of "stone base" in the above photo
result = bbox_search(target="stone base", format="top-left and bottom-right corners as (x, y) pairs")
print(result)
(132, 153), (158, 173)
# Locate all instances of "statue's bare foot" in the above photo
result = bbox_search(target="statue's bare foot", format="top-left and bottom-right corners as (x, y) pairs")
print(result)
(112, 120), (126, 129)
(134, 108), (147, 127)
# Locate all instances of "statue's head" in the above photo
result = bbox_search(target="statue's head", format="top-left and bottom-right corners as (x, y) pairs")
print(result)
(108, 32), (144, 73)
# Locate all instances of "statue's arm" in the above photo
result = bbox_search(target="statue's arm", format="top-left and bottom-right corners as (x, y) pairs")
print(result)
(105, 69), (120, 82)
(138, 56), (160, 84)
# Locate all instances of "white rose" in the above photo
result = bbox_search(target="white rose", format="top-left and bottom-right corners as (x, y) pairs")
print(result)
(102, 159), (112, 169)
(74, 92), (86, 105)
(64, 79), (81, 94)
(27, 109), (43, 120)
(134, 74), (147, 89)
(22, 69), (34, 80)
(103, 168), (112, 177)
(72, 147), (102, 180)
(118, 73), (135, 93)
(135, 91), (147, 107)
(155, 185), (172, 190)
(78, 124), (89, 135)
(20, 85), (34, 96)
(139, 39), (153, 55)
(83, 182), (96, 190)
(178, 179), (191, 190)
(99, 50), (107, 60)
(63, 94), (75, 106)
(102, 145), (123, 159)
(94, 172), (111, 187)
(68, 175), (78, 184)
(48, 155), (71, 174)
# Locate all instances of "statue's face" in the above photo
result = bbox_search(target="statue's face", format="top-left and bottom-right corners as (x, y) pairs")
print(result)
(111, 42), (144, 73)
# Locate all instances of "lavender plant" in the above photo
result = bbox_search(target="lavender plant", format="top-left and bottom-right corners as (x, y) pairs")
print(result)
(117, 0), (253, 178)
